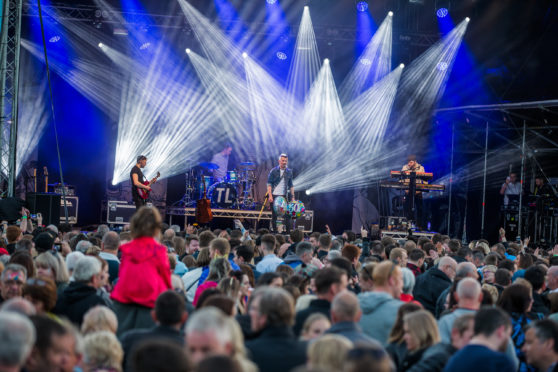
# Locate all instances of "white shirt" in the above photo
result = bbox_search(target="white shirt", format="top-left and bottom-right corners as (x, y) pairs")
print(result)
(211, 152), (229, 181)
(272, 169), (286, 196)
(256, 254), (283, 273)
(502, 182), (521, 205)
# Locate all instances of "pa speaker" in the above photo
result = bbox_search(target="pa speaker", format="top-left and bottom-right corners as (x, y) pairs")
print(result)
(0, 197), (25, 222)
(26, 193), (61, 226)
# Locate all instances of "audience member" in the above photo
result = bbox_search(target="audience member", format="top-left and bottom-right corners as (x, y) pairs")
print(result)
(413, 256), (457, 314)
(438, 278), (482, 343)
(522, 319), (558, 372)
(0, 312), (36, 371)
(358, 260), (404, 345)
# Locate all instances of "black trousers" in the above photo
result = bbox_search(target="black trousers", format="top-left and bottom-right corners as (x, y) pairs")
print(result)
(134, 197), (146, 211)
(271, 196), (292, 233)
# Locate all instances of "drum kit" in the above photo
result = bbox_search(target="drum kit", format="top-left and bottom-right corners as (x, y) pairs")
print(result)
(182, 161), (258, 209)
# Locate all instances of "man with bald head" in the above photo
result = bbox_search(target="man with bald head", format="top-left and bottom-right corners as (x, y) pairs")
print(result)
(435, 262), (479, 318)
(438, 278), (483, 343)
(325, 290), (381, 346)
(413, 256), (457, 314)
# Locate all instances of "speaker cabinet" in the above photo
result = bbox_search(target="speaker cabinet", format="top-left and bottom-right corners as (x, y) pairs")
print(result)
(26, 193), (61, 226)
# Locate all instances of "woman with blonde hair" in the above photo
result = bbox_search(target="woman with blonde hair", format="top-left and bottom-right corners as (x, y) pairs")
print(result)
(81, 306), (118, 335)
(386, 302), (422, 370)
(300, 313), (331, 341)
(307, 334), (353, 370)
(400, 309), (440, 371)
(35, 252), (70, 297)
(82, 331), (123, 372)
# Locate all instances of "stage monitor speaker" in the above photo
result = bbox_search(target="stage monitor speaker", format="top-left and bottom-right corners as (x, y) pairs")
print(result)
(0, 197), (25, 222)
(26, 193), (61, 226)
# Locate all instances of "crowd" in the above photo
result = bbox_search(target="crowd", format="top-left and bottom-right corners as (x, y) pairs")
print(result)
(1, 207), (558, 372)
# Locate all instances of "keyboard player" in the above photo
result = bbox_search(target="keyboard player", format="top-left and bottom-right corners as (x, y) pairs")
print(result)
(402, 155), (425, 228)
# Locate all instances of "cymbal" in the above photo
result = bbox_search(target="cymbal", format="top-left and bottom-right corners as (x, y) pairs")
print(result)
(240, 161), (255, 166)
(199, 162), (219, 170)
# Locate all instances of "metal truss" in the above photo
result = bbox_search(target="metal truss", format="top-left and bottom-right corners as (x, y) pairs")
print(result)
(167, 206), (273, 220)
(22, 3), (439, 47)
(0, 0), (23, 197)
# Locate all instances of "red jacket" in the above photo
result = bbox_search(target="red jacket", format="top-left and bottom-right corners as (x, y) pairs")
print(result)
(110, 237), (171, 308)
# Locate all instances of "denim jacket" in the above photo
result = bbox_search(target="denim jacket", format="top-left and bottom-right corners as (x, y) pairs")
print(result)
(267, 166), (294, 196)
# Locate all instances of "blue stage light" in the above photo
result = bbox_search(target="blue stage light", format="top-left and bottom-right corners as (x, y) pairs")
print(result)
(49, 35), (60, 43)
(276, 51), (287, 60)
(140, 42), (151, 50)
(437, 61), (448, 71)
(266, 0), (277, 4)
(356, 1), (368, 12)
(437, 7), (449, 18)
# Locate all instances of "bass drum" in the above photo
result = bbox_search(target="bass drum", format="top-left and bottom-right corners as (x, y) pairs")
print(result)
(208, 182), (237, 208)
(273, 196), (287, 217)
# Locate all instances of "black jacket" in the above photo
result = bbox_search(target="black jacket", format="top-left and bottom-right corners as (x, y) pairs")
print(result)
(53, 282), (108, 325)
(246, 326), (307, 372)
(293, 299), (331, 336)
(413, 267), (452, 314)
(407, 343), (457, 372)
(120, 325), (184, 372)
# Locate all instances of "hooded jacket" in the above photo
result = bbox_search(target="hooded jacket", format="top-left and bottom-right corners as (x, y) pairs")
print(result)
(111, 237), (171, 308)
(53, 282), (107, 325)
(358, 291), (403, 345)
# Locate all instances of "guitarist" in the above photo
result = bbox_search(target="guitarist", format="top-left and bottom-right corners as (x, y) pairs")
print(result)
(131, 155), (154, 210)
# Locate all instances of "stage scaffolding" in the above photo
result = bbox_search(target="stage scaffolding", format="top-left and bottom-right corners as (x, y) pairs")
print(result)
(0, 0), (23, 197)
(435, 99), (558, 242)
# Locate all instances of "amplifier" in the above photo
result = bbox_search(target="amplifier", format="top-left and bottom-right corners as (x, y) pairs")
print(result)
(59, 196), (78, 224)
(26, 193), (60, 226)
(293, 210), (314, 233)
(107, 201), (152, 224)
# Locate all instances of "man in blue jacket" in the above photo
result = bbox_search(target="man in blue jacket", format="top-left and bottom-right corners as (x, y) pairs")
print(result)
(267, 154), (295, 233)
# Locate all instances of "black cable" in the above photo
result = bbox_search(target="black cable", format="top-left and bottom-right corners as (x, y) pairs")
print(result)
(36, 0), (68, 223)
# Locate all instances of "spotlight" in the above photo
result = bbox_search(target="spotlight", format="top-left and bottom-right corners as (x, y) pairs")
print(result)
(98, 42), (104, 48)
(359, 58), (372, 66)
(465, 17), (470, 22)
(276, 51), (287, 60)
(324, 58), (329, 64)
(436, 61), (448, 71)
(266, 0), (277, 3)
(356, 1), (368, 12)
(399, 63), (405, 68)
(48, 35), (60, 43)
(436, 7), (448, 18)
(305, 190), (311, 195)
(242, 52), (248, 59)
(388, 11), (394, 16)
(185, 48), (191, 54)
(140, 42), (151, 50)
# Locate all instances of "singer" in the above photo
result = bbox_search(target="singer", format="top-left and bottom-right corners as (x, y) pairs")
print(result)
(267, 153), (295, 233)
(402, 154), (425, 228)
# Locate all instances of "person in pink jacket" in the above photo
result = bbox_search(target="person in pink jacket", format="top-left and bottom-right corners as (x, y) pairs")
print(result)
(110, 206), (171, 336)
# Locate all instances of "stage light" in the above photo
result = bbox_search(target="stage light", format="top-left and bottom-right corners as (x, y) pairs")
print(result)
(49, 35), (60, 43)
(436, 8), (448, 18)
(305, 190), (311, 195)
(399, 63), (405, 68)
(140, 42), (150, 50)
(356, 1), (369, 12)
(276, 51), (287, 60)
(98, 42), (103, 48)
(185, 48), (191, 54)
(465, 17), (470, 22)
(324, 58), (329, 64)
(437, 61), (448, 71)
(242, 52), (248, 58)
(266, 0), (277, 3)
(388, 11), (394, 16)
(359, 58), (372, 65)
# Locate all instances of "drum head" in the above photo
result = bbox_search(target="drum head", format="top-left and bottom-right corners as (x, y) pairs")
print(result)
(208, 182), (237, 208)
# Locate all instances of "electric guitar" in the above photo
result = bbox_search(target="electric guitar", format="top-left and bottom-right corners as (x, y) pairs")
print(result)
(137, 172), (160, 200)
(43, 166), (48, 193)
